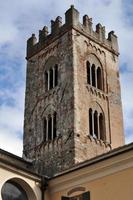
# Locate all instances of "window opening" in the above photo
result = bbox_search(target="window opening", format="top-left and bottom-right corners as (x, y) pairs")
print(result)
(91, 64), (96, 87)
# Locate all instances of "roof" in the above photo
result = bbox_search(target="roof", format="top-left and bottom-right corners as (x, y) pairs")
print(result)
(0, 142), (133, 180)
(0, 148), (41, 180)
(51, 142), (133, 179)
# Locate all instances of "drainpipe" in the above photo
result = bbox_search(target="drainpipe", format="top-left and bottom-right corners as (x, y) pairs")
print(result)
(41, 176), (48, 200)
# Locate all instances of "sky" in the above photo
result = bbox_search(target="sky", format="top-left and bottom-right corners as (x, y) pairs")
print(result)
(0, 0), (133, 157)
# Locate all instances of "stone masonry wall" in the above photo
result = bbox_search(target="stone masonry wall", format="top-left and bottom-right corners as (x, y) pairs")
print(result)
(72, 28), (124, 163)
(24, 30), (76, 176)
(23, 6), (125, 176)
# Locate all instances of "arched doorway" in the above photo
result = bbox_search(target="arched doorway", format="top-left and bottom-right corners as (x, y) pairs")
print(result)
(1, 180), (28, 200)
(1, 178), (37, 200)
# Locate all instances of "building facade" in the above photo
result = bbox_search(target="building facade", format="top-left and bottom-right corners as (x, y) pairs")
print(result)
(0, 6), (132, 200)
(23, 5), (124, 176)
(0, 143), (133, 200)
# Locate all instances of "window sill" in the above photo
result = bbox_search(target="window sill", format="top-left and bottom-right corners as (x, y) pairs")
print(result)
(41, 137), (62, 150)
(86, 84), (108, 100)
(43, 135), (61, 146)
(45, 85), (60, 96)
(88, 134), (111, 148)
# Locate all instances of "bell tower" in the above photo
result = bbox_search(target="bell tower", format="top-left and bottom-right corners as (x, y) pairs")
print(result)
(23, 6), (125, 176)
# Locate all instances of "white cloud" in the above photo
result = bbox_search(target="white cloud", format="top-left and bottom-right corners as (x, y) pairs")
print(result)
(121, 71), (133, 142)
(0, 106), (22, 131)
(0, 0), (133, 156)
(0, 86), (24, 156)
(0, 127), (23, 156)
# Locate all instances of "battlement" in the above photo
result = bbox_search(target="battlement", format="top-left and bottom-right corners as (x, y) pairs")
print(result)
(26, 5), (119, 58)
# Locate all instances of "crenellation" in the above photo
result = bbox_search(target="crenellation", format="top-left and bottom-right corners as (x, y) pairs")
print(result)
(108, 31), (119, 52)
(102, 26), (106, 38)
(96, 23), (105, 42)
(65, 5), (79, 26)
(83, 15), (93, 33)
(26, 6), (119, 59)
(27, 34), (37, 57)
(51, 16), (62, 34)
(39, 26), (49, 43)
(96, 23), (102, 33)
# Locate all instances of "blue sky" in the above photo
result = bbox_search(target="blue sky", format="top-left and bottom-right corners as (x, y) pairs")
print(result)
(0, 0), (133, 156)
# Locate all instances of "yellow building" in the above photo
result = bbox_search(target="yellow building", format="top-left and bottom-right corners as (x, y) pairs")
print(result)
(0, 144), (133, 199)
(0, 6), (133, 200)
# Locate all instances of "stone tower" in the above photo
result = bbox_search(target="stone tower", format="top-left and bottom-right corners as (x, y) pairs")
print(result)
(23, 6), (125, 176)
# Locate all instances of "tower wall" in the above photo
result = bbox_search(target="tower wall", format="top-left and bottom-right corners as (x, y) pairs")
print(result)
(72, 29), (124, 163)
(23, 6), (125, 176)
(24, 30), (76, 176)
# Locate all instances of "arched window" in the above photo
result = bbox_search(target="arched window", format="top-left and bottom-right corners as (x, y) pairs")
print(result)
(48, 116), (52, 140)
(43, 112), (57, 142)
(86, 54), (104, 91)
(45, 65), (59, 91)
(99, 113), (105, 140)
(44, 58), (58, 91)
(55, 64), (58, 87)
(53, 112), (57, 139)
(91, 64), (96, 87)
(89, 108), (105, 141)
(97, 67), (103, 90)
(94, 111), (98, 139)
(45, 71), (48, 91)
(1, 181), (28, 200)
(50, 68), (53, 89)
(86, 61), (90, 84)
(43, 117), (47, 142)
(89, 108), (93, 136)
